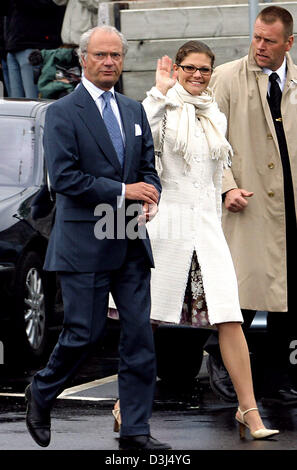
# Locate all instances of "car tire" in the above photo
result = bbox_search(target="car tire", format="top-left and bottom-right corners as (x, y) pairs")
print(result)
(154, 325), (211, 382)
(13, 251), (50, 361)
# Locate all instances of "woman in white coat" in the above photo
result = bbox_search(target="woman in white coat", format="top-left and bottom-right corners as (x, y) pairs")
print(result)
(145, 41), (279, 439)
(113, 41), (279, 440)
(113, 41), (279, 439)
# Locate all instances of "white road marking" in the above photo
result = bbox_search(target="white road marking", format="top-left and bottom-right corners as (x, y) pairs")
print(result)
(60, 374), (118, 396)
(0, 374), (118, 402)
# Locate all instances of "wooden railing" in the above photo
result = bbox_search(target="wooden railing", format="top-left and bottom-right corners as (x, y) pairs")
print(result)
(98, 1), (297, 100)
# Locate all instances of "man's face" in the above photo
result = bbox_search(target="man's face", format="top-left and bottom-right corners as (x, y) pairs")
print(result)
(252, 18), (293, 71)
(82, 30), (124, 90)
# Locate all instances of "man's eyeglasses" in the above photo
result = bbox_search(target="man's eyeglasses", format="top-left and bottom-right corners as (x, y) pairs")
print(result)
(177, 64), (213, 76)
(91, 52), (123, 61)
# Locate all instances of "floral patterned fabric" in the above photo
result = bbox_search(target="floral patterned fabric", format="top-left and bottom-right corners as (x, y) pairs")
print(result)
(180, 251), (215, 329)
(108, 251), (215, 329)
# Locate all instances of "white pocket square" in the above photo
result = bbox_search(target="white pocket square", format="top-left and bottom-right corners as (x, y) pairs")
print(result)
(135, 124), (142, 136)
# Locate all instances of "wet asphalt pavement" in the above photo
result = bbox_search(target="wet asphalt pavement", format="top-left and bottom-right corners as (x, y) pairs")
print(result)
(0, 326), (296, 462)
(0, 354), (297, 454)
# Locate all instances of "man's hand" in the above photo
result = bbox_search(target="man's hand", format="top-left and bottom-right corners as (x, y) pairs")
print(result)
(225, 188), (254, 213)
(138, 202), (159, 225)
(125, 182), (159, 205)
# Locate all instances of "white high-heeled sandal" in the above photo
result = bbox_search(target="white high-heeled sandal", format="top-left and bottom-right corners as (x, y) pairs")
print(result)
(236, 407), (279, 439)
(112, 399), (121, 432)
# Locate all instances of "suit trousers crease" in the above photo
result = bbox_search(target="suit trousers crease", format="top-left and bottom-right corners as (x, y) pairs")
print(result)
(31, 239), (156, 436)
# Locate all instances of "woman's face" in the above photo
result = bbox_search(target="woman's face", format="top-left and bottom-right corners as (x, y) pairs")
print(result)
(173, 52), (212, 96)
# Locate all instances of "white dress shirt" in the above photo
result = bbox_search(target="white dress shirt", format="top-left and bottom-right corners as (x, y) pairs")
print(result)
(263, 56), (287, 94)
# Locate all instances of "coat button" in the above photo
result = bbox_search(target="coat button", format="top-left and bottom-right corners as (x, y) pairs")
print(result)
(268, 162), (275, 169)
(267, 133), (273, 139)
(193, 181), (199, 188)
(268, 191), (275, 197)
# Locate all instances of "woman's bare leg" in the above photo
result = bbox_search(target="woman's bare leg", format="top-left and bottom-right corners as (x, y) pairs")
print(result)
(216, 322), (265, 432)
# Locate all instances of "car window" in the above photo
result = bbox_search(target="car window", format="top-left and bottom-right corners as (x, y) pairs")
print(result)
(0, 117), (35, 187)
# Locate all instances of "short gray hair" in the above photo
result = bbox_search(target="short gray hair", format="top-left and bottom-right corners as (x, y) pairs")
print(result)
(78, 25), (129, 62)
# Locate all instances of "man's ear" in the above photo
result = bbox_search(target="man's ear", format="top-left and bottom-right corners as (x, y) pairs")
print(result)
(285, 34), (294, 52)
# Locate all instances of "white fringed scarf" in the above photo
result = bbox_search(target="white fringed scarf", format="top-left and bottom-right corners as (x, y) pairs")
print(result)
(169, 81), (233, 173)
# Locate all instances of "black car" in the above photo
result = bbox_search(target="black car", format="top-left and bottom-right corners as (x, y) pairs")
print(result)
(0, 98), (62, 363)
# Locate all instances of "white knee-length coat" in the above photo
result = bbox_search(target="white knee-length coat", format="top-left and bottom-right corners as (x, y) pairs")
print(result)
(142, 85), (243, 325)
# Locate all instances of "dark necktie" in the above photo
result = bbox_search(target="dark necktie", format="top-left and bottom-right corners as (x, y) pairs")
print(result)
(268, 72), (282, 120)
(102, 91), (125, 167)
(267, 71), (296, 274)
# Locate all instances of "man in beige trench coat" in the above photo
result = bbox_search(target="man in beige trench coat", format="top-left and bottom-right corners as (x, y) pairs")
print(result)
(205, 5), (297, 405)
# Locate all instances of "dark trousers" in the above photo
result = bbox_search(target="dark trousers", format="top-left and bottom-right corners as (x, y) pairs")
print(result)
(32, 240), (156, 437)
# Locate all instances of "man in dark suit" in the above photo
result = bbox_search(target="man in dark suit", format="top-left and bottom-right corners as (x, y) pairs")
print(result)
(25, 25), (170, 450)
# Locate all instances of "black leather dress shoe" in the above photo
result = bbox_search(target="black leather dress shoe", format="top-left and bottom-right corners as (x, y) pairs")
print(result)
(119, 435), (172, 450)
(262, 387), (297, 406)
(25, 384), (51, 447)
(206, 354), (237, 402)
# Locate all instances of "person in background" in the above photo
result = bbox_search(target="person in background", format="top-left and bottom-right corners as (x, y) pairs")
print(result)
(0, 3), (9, 96)
(28, 46), (81, 99)
(0, 17), (9, 96)
(3, 0), (65, 98)
(205, 5), (297, 407)
(52, 0), (99, 48)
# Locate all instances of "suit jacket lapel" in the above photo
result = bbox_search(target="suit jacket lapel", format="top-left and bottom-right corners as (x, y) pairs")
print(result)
(116, 92), (135, 181)
(256, 71), (278, 141)
(74, 85), (123, 177)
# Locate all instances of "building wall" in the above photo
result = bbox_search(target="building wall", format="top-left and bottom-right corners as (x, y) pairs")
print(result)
(98, 1), (297, 100)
